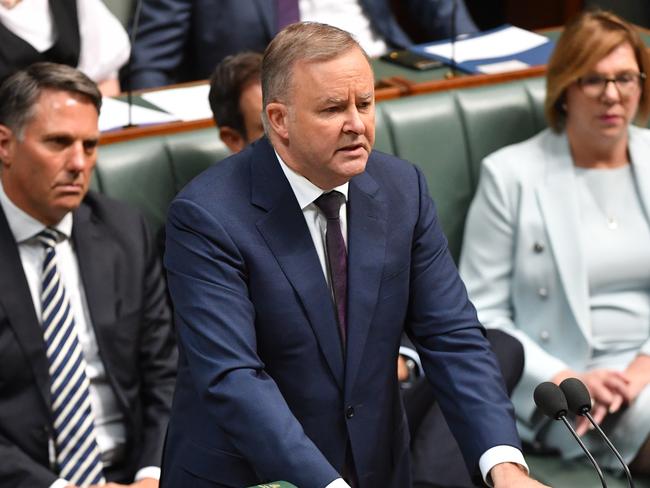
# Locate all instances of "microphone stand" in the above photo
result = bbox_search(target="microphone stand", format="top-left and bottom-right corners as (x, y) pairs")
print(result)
(124, 0), (143, 128)
(446, 0), (458, 79)
(559, 415), (608, 488)
(582, 411), (635, 488)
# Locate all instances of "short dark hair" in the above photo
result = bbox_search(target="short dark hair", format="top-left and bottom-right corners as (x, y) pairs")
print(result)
(0, 62), (102, 139)
(208, 52), (263, 139)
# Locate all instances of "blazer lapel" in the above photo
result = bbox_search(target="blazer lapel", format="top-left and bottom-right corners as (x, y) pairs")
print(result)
(535, 135), (591, 339)
(628, 127), (650, 222)
(72, 201), (117, 333)
(252, 140), (345, 389)
(0, 208), (51, 407)
(344, 171), (386, 398)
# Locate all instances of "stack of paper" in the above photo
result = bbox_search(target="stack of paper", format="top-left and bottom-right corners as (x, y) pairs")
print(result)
(409, 25), (555, 74)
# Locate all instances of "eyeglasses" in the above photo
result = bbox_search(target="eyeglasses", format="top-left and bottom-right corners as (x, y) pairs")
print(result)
(577, 72), (646, 98)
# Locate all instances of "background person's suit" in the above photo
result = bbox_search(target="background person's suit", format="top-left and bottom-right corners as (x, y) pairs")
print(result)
(128, 0), (477, 89)
(0, 191), (177, 488)
(160, 137), (520, 488)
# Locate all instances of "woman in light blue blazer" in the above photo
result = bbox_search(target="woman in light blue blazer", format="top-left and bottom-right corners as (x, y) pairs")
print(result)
(460, 10), (650, 474)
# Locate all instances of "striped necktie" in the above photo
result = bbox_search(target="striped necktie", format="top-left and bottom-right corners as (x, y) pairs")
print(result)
(37, 228), (105, 487)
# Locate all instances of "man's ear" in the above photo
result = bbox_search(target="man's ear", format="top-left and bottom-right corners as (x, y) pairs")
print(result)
(0, 125), (15, 169)
(265, 102), (289, 140)
(218, 126), (246, 154)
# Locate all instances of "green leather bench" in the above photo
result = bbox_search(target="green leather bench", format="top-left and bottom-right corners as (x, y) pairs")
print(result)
(96, 77), (650, 487)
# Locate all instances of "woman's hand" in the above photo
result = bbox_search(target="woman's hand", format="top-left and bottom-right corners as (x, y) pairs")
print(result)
(624, 354), (650, 403)
(552, 369), (629, 435)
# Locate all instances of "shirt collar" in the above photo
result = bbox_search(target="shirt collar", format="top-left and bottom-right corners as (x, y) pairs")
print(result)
(0, 179), (73, 243)
(274, 150), (349, 209)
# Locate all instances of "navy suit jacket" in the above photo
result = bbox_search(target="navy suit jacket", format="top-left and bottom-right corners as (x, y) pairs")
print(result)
(161, 138), (520, 488)
(129, 0), (477, 89)
(0, 192), (177, 488)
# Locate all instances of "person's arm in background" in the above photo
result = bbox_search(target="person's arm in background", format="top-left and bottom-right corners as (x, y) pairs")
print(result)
(402, 0), (478, 40)
(126, 0), (193, 90)
(76, 0), (130, 96)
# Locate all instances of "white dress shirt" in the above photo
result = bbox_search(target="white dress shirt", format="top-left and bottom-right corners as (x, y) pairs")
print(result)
(298, 0), (388, 57)
(0, 182), (158, 487)
(275, 154), (527, 487)
(0, 0), (130, 82)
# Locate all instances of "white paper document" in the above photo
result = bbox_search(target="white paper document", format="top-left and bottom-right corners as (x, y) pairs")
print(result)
(423, 26), (549, 63)
(99, 97), (179, 132)
(141, 84), (213, 122)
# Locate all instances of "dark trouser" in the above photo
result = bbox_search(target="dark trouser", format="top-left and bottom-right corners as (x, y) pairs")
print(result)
(404, 329), (524, 488)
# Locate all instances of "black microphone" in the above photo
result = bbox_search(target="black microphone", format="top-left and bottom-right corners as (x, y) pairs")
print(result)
(533, 381), (608, 488)
(560, 377), (635, 488)
(123, 0), (144, 128)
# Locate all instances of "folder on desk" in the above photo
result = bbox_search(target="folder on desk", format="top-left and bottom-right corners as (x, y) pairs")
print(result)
(408, 25), (555, 75)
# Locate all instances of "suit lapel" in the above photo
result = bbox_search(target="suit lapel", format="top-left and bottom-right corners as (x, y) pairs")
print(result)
(72, 200), (117, 333)
(344, 170), (386, 397)
(535, 135), (591, 339)
(252, 140), (345, 389)
(0, 208), (51, 407)
(628, 127), (650, 223)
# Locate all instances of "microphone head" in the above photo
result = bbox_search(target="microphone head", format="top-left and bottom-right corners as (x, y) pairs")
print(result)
(534, 382), (568, 419)
(560, 377), (592, 415)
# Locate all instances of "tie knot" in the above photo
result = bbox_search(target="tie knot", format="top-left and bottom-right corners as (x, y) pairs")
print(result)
(36, 228), (65, 249)
(314, 191), (345, 220)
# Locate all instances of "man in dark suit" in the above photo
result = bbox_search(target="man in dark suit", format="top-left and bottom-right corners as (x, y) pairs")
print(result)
(161, 22), (547, 488)
(207, 50), (527, 487)
(128, 0), (478, 89)
(0, 63), (176, 488)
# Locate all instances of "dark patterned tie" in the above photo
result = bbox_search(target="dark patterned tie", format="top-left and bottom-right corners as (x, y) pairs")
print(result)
(314, 191), (348, 348)
(37, 228), (105, 487)
(276, 0), (300, 30)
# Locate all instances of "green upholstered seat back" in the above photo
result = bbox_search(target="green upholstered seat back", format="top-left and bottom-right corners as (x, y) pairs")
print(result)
(456, 80), (543, 189)
(97, 138), (176, 234)
(378, 90), (474, 262)
(96, 129), (230, 237)
(166, 128), (231, 193)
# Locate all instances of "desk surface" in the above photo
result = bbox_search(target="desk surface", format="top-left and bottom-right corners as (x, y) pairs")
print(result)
(100, 29), (559, 145)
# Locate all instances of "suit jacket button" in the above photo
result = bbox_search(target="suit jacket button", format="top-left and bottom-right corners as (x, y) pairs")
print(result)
(539, 330), (550, 342)
(345, 406), (355, 419)
(533, 242), (545, 253)
(538, 287), (548, 298)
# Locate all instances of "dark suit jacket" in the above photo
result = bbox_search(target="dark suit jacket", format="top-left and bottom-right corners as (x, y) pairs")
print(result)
(129, 0), (477, 89)
(160, 137), (520, 488)
(0, 191), (177, 488)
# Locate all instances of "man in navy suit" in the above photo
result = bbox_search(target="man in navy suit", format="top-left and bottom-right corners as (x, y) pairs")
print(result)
(161, 22), (546, 488)
(128, 0), (477, 89)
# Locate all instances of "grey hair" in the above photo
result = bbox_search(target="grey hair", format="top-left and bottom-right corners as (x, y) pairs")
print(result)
(261, 22), (370, 133)
(0, 62), (101, 140)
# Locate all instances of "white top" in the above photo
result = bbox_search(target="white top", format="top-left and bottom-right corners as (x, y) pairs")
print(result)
(0, 182), (158, 486)
(575, 165), (650, 353)
(299, 0), (388, 57)
(0, 0), (130, 82)
(275, 154), (527, 487)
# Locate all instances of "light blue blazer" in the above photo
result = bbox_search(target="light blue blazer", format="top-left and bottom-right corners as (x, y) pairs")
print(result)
(459, 126), (650, 436)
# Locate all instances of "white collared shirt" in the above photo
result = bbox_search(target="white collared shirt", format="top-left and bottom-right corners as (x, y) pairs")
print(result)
(0, 181), (158, 486)
(274, 154), (527, 487)
(298, 0), (388, 57)
(0, 0), (130, 82)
